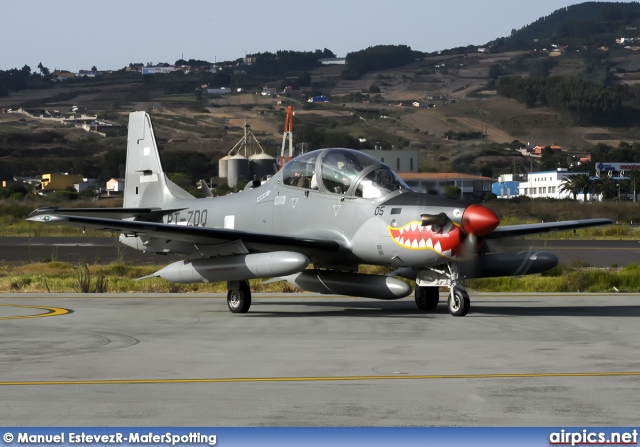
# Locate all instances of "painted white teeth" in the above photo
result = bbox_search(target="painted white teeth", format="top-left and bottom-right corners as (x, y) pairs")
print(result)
(398, 237), (404, 246)
(442, 249), (452, 257)
(426, 225), (432, 231)
(411, 223), (418, 232)
(411, 240), (419, 248)
(426, 238), (433, 248)
(418, 239), (426, 248)
(404, 239), (413, 248)
(434, 241), (442, 253)
(399, 228), (404, 235)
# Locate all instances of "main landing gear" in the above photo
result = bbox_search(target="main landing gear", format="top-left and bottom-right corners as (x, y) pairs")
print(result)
(415, 286), (439, 310)
(227, 280), (251, 313)
(414, 264), (470, 317)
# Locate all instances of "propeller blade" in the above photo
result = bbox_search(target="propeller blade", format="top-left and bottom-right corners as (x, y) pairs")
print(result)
(461, 233), (478, 260)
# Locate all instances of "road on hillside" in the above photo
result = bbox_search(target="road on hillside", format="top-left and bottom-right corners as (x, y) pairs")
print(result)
(454, 117), (515, 144)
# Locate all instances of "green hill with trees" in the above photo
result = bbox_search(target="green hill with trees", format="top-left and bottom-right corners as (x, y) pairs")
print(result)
(4, 2), (640, 198)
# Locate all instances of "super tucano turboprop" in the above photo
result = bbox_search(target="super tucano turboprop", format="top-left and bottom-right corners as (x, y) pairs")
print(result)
(28, 112), (612, 316)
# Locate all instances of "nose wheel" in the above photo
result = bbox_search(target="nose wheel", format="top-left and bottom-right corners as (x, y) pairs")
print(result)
(448, 287), (470, 317)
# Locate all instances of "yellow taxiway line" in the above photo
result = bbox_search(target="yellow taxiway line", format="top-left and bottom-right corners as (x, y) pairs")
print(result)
(1, 371), (639, 386)
(0, 304), (72, 320)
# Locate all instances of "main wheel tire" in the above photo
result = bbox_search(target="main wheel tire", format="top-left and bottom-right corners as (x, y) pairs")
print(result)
(227, 281), (252, 313)
(448, 288), (470, 317)
(415, 286), (439, 310)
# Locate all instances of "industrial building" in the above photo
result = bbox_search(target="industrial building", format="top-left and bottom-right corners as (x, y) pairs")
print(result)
(361, 150), (418, 173)
(492, 174), (522, 198)
(398, 172), (492, 201)
(36, 173), (84, 194)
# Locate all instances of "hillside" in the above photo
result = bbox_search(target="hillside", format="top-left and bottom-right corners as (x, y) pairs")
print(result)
(3, 2), (640, 184)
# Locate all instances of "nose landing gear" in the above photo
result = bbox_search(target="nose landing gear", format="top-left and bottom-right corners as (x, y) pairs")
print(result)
(447, 286), (470, 317)
(415, 263), (471, 316)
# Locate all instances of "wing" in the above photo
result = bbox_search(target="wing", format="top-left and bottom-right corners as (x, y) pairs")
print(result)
(26, 209), (341, 254)
(26, 206), (186, 220)
(486, 218), (613, 239)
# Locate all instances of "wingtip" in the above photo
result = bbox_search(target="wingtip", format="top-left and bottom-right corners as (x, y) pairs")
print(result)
(25, 215), (68, 223)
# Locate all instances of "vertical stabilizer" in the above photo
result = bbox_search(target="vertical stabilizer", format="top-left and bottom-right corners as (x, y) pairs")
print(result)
(124, 111), (193, 208)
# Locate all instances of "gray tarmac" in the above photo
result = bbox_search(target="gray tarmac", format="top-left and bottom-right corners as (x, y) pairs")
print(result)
(1, 292), (640, 426)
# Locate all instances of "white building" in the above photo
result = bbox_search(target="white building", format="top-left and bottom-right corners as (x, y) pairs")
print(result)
(106, 178), (125, 192)
(206, 87), (231, 95)
(319, 58), (346, 65)
(141, 66), (175, 75)
(518, 169), (591, 200)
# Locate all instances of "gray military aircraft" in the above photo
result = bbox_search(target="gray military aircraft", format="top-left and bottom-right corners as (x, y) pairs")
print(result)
(28, 111), (612, 316)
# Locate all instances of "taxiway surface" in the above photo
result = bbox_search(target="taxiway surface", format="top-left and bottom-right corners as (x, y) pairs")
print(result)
(1, 293), (639, 426)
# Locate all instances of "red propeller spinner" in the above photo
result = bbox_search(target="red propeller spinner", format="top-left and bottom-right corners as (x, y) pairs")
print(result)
(461, 204), (500, 237)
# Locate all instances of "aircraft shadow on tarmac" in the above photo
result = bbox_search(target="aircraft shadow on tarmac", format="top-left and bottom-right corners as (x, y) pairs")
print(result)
(243, 299), (640, 318)
(245, 300), (433, 318)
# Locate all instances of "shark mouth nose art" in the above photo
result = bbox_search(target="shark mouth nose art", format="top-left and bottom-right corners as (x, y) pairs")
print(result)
(389, 221), (462, 258)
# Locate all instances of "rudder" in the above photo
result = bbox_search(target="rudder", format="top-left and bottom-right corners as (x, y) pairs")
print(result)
(124, 111), (193, 208)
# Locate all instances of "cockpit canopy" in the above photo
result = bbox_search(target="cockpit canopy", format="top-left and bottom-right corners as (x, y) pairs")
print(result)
(282, 148), (410, 199)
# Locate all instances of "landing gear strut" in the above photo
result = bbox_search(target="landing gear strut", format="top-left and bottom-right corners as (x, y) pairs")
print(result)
(415, 263), (471, 316)
(227, 280), (251, 313)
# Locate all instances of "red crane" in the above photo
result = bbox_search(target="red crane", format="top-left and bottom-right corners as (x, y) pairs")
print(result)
(279, 105), (294, 169)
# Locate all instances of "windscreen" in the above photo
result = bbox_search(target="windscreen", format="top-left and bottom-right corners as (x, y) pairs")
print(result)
(354, 167), (409, 199)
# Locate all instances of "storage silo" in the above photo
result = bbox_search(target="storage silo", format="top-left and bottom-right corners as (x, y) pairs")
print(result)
(227, 154), (250, 188)
(218, 154), (231, 179)
(249, 152), (278, 181)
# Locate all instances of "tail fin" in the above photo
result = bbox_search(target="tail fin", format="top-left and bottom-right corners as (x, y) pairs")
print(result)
(124, 111), (193, 208)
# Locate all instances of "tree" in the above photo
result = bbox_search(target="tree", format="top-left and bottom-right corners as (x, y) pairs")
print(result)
(292, 71), (311, 89)
(593, 176), (618, 201)
(37, 62), (50, 78)
(575, 173), (595, 201)
(622, 170), (640, 202)
(444, 185), (461, 199)
(559, 175), (581, 200)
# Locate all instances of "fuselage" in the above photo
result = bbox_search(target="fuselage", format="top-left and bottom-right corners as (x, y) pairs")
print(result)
(152, 148), (471, 269)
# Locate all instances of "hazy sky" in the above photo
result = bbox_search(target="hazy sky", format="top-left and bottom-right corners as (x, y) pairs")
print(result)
(2, 0), (633, 72)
